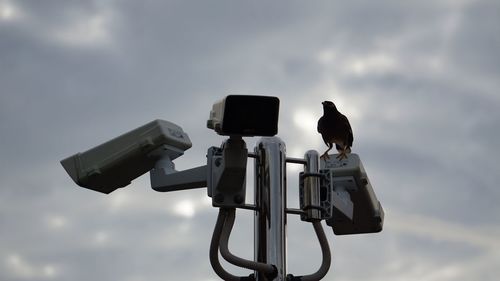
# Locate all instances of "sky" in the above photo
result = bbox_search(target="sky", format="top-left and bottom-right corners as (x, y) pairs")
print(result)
(1, 0), (499, 280)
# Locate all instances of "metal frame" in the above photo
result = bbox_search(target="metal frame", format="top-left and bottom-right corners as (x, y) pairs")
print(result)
(151, 137), (332, 281)
(149, 135), (384, 280)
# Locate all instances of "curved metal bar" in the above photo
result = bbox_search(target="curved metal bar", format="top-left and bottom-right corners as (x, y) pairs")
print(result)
(209, 209), (244, 281)
(219, 208), (277, 276)
(296, 221), (332, 281)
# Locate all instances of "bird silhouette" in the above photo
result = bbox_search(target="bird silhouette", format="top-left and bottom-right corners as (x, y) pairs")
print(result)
(317, 101), (353, 160)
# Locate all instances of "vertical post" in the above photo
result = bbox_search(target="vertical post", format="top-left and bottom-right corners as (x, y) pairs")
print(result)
(304, 150), (321, 220)
(254, 137), (287, 280)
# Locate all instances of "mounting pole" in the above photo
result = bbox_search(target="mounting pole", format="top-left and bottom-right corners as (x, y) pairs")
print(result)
(254, 137), (287, 280)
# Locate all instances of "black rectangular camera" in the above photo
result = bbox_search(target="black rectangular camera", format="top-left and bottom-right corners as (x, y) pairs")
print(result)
(207, 95), (280, 137)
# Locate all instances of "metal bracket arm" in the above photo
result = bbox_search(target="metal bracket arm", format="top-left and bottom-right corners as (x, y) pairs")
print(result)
(151, 165), (208, 192)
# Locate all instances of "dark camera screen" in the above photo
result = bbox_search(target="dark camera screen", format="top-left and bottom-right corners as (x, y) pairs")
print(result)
(222, 95), (280, 136)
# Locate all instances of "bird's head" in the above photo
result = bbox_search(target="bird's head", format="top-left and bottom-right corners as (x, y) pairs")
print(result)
(322, 101), (337, 112)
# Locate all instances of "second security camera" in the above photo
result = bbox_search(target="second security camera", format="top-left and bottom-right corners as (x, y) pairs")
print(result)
(321, 154), (384, 235)
(207, 95), (280, 137)
(60, 120), (192, 194)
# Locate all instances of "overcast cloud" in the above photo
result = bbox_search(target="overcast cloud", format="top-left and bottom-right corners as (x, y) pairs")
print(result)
(1, 0), (499, 280)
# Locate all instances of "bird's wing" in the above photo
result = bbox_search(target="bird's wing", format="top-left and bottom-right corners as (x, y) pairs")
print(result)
(339, 113), (354, 146)
(317, 116), (324, 133)
(317, 116), (332, 147)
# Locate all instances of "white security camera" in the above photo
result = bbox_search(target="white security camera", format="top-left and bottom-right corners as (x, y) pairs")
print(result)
(207, 95), (280, 137)
(61, 119), (192, 194)
(321, 154), (384, 235)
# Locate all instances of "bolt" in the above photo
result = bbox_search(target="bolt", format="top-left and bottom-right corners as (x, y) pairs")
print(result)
(215, 158), (222, 167)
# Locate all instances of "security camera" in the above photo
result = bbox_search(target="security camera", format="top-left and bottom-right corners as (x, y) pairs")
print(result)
(321, 154), (384, 235)
(60, 119), (192, 194)
(207, 95), (280, 137)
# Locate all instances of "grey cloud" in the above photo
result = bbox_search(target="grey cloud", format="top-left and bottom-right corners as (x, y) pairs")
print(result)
(449, 0), (500, 75)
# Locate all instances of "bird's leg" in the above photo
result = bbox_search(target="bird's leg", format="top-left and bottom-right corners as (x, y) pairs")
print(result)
(336, 147), (349, 160)
(336, 152), (347, 160)
(336, 145), (350, 160)
(320, 152), (330, 160)
(320, 144), (333, 160)
(320, 149), (331, 160)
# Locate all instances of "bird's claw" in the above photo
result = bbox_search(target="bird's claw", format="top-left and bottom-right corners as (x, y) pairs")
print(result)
(320, 153), (330, 160)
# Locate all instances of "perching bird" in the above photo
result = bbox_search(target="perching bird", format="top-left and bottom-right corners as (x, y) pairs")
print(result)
(317, 101), (353, 160)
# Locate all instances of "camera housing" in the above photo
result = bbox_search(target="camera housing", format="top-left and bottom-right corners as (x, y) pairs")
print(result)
(61, 119), (192, 194)
(207, 95), (280, 137)
(321, 154), (384, 235)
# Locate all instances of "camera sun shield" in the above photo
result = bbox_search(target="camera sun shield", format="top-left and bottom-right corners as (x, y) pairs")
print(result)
(207, 95), (280, 137)
(61, 119), (192, 194)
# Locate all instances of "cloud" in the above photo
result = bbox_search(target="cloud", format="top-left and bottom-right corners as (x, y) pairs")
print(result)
(1, 0), (499, 280)
(389, 211), (500, 250)
(50, 7), (114, 48)
(0, 0), (22, 22)
(4, 254), (60, 280)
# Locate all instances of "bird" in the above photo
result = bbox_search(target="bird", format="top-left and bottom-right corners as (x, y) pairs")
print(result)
(317, 101), (353, 160)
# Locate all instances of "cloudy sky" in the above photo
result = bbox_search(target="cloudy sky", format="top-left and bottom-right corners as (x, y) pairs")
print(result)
(1, 0), (499, 280)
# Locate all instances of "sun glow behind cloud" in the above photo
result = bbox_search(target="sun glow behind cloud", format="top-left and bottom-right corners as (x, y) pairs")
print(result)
(0, 0), (20, 21)
(52, 12), (113, 48)
(344, 53), (398, 76)
(172, 197), (212, 218)
(45, 214), (68, 230)
(293, 110), (317, 134)
(173, 200), (196, 218)
(5, 254), (59, 279)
